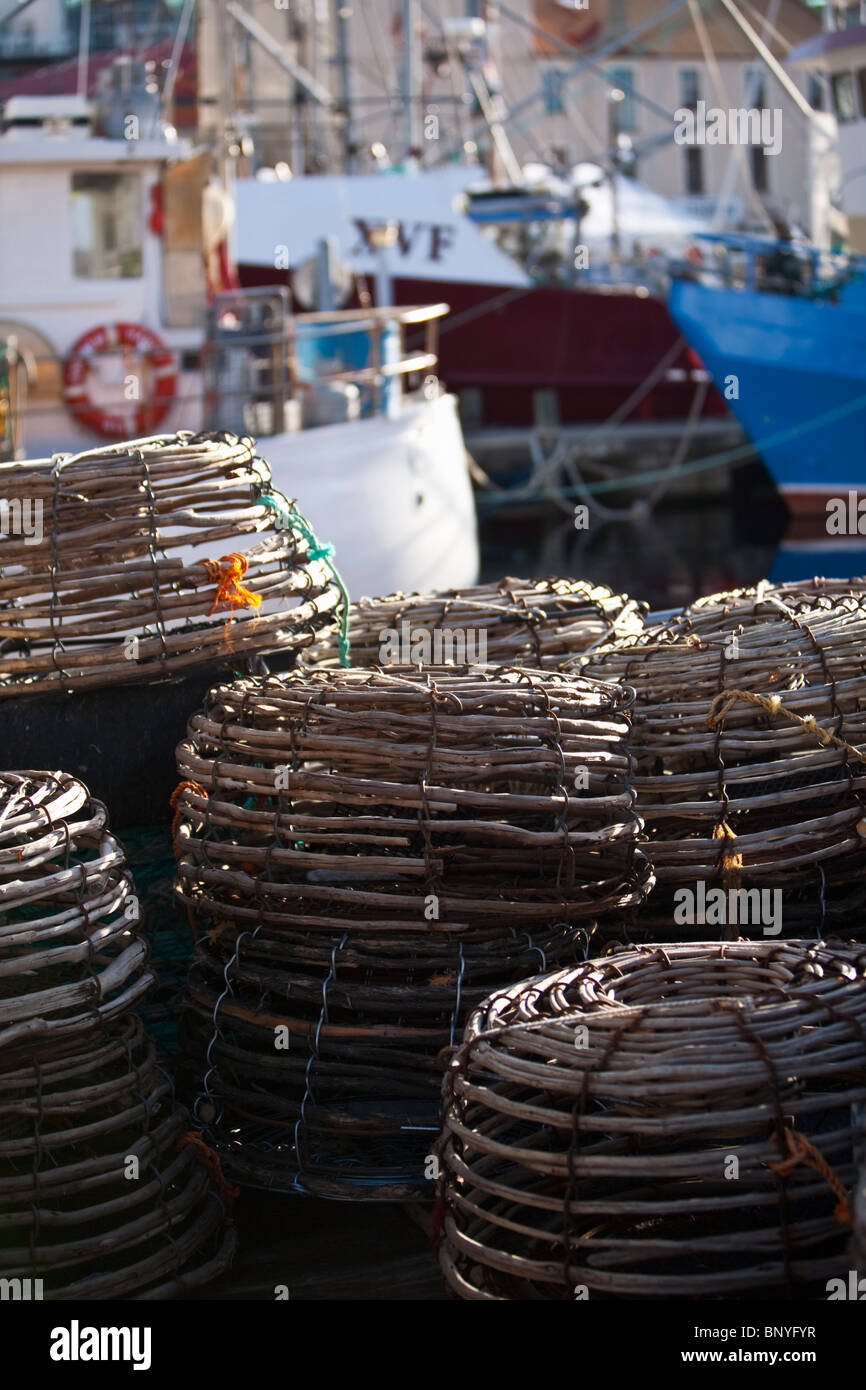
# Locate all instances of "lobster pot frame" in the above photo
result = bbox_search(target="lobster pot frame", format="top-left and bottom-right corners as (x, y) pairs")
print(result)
(0, 1017), (236, 1299)
(0, 771), (153, 1058)
(439, 940), (866, 1300)
(0, 431), (343, 695)
(304, 577), (645, 669)
(0, 771), (236, 1298)
(573, 579), (866, 940)
(174, 666), (651, 1198)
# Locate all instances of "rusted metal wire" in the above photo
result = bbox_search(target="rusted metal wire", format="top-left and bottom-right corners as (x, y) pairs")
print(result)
(0, 430), (342, 695)
(173, 665), (652, 1198)
(438, 939), (866, 1300)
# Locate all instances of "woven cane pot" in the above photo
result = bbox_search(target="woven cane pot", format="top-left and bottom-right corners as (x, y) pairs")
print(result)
(0, 770), (236, 1298)
(0, 429), (345, 696)
(574, 579), (866, 942)
(173, 665), (652, 1198)
(438, 939), (866, 1300)
(305, 576), (645, 670)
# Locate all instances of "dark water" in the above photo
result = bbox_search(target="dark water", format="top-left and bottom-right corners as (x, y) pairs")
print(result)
(478, 460), (792, 611)
(187, 1193), (443, 1301)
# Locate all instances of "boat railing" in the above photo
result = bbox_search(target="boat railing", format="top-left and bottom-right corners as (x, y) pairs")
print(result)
(202, 289), (449, 434)
(670, 232), (864, 300)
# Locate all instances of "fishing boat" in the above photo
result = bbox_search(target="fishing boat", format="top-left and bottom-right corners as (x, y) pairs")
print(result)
(0, 87), (479, 597)
(668, 4), (866, 527)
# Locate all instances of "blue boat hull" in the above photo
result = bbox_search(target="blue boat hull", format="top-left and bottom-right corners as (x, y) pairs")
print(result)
(669, 275), (866, 507)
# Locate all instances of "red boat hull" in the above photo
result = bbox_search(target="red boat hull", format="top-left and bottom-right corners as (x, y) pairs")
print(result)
(237, 265), (727, 428)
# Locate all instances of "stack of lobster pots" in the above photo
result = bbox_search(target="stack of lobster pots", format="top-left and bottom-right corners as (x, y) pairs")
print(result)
(173, 665), (652, 1197)
(433, 576), (866, 1299)
(0, 430), (350, 1072)
(0, 770), (236, 1299)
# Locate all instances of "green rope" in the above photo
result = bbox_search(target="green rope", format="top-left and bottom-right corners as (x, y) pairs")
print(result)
(258, 490), (351, 667)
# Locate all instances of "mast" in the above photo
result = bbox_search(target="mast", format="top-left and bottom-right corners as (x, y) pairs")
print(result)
(402, 0), (421, 161)
(76, 0), (91, 99)
(333, 0), (356, 172)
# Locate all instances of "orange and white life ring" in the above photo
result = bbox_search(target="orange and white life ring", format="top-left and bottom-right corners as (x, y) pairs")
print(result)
(63, 322), (177, 439)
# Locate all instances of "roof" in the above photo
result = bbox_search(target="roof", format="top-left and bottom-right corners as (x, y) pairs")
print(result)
(0, 38), (196, 125)
(789, 21), (866, 63)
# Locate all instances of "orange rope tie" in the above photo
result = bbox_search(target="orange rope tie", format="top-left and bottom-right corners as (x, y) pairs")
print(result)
(202, 553), (263, 617)
(170, 779), (208, 846)
(768, 1125), (853, 1226)
(178, 1131), (241, 1214)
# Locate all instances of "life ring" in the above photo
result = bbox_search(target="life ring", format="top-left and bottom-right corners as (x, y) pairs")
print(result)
(63, 322), (177, 438)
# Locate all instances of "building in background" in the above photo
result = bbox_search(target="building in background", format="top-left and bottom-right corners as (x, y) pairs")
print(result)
(195, 0), (832, 237)
(0, 0), (848, 241)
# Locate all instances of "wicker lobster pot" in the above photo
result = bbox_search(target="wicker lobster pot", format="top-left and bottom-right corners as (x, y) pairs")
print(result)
(573, 579), (866, 941)
(304, 577), (645, 669)
(0, 771), (236, 1298)
(438, 939), (866, 1300)
(0, 771), (154, 1057)
(173, 666), (651, 1198)
(0, 430), (344, 695)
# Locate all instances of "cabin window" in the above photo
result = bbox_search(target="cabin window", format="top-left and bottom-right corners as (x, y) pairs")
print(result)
(71, 171), (143, 278)
(858, 68), (866, 119)
(831, 71), (858, 123)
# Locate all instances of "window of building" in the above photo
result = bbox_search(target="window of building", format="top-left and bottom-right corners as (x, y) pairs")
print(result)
(750, 144), (769, 193)
(745, 65), (767, 109)
(685, 146), (704, 194)
(679, 67), (700, 110)
(541, 67), (566, 115)
(71, 172), (143, 278)
(608, 67), (637, 131)
(744, 67), (769, 192)
(831, 71), (859, 122)
(807, 73), (826, 111)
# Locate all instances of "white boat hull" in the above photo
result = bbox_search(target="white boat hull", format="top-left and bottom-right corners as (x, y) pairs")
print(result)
(260, 394), (479, 599)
